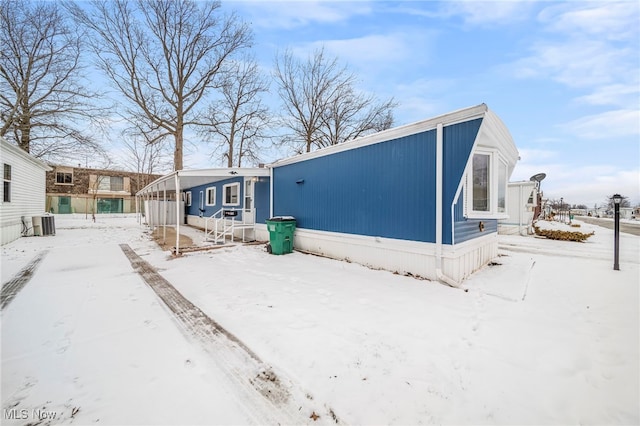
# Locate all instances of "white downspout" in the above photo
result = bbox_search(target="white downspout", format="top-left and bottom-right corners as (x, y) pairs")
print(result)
(269, 166), (274, 219)
(174, 172), (180, 255)
(435, 122), (460, 288)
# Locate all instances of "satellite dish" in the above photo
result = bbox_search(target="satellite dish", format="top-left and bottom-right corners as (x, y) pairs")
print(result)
(530, 173), (546, 182)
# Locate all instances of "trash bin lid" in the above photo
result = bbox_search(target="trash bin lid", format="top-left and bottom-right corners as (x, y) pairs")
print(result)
(267, 216), (296, 221)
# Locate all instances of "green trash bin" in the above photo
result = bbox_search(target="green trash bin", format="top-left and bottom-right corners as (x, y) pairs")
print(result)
(266, 216), (296, 255)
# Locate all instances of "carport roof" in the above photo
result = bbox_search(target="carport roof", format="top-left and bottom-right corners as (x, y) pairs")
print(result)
(137, 168), (270, 196)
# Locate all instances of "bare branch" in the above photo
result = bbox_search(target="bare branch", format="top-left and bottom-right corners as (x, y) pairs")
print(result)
(273, 46), (397, 153)
(67, 0), (251, 171)
(0, 0), (105, 161)
(199, 55), (271, 167)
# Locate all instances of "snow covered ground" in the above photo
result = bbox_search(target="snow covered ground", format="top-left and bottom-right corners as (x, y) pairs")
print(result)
(2, 215), (638, 425)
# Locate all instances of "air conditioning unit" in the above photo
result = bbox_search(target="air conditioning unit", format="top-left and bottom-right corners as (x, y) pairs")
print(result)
(32, 214), (56, 236)
(41, 214), (56, 236)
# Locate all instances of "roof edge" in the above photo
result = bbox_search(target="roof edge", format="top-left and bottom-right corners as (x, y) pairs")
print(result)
(1, 137), (53, 171)
(270, 104), (488, 168)
(137, 167), (270, 195)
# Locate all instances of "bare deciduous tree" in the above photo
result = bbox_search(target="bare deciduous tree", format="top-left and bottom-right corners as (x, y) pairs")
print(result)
(605, 194), (631, 209)
(320, 84), (397, 147)
(121, 128), (171, 189)
(274, 47), (396, 153)
(67, 0), (251, 171)
(202, 56), (270, 167)
(0, 0), (104, 160)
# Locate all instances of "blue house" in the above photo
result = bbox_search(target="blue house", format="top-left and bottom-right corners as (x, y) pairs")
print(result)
(138, 168), (271, 246)
(139, 104), (518, 285)
(269, 104), (518, 284)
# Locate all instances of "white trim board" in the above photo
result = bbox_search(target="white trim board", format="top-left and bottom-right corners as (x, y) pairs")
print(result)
(270, 104), (489, 168)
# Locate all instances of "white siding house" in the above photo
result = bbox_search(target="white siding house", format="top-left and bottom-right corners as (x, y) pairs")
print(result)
(498, 181), (538, 236)
(0, 137), (52, 245)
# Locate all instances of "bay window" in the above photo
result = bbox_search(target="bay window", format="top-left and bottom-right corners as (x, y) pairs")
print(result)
(472, 154), (490, 212)
(465, 149), (509, 218)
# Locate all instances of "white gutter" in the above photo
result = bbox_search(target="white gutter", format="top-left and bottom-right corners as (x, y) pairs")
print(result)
(435, 122), (460, 288)
(269, 166), (274, 219)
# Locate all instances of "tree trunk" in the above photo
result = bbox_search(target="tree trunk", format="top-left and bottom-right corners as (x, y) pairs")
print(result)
(228, 133), (234, 168)
(174, 130), (183, 171)
(19, 126), (30, 153)
(18, 105), (30, 153)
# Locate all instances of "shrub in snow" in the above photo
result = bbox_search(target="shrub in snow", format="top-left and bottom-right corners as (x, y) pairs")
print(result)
(533, 224), (594, 242)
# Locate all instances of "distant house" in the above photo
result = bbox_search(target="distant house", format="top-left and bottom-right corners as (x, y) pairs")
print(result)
(138, 168), (270, 242)
(0, 137), (52, 245)
(139, 104), (520, 285)
(46, 165), (161, 214)
(498, 181), (539, 236)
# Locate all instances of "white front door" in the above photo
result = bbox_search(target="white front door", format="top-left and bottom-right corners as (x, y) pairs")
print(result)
(244, 179), (255, 223)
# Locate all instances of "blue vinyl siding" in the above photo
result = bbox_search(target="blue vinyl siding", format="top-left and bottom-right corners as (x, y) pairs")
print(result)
(186, 176), (245, 218)
(254, 177), (271, 224)
(455, 218), (498, 243)
(273, 131), (437, 242)
(453, 188), (497, 242)
(442, 118), (483, 244)
(272, 117), (488, 245)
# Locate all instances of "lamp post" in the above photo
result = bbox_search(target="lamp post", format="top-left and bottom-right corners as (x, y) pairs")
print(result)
(612, 194), (622, 271)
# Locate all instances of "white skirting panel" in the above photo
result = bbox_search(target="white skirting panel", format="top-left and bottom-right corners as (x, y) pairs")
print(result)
(252, 224), (269, 242)
(186, 215), (206, 229)
(292, 228), (438, 279)
(291, 228), (497, 284)
(186, 215), (270, 242)
(441, 233), (498, 283)
(1, 222), (21, 246)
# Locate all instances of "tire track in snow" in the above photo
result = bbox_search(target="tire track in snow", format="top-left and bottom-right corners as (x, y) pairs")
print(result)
(1, 250), (49, 310)
(119, 244), (342, 425)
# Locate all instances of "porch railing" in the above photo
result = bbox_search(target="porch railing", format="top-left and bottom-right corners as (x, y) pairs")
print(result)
(204, 208), (256, 244)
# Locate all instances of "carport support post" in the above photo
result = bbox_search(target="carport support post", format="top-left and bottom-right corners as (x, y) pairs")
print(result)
(163, 181), (167, 245)
(175, 172), (180, 255)
(156, 185), (160, 240)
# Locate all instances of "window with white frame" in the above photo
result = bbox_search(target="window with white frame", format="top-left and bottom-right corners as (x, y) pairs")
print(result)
(465, 150), (509, 218)
(497, 159), (507, 213)
(472, 153), (490, 212)
(185, 191), (192, 206)
(205, 187), (216, 206)
(3, 163), (11, 202)
(223, 182), (240, 206)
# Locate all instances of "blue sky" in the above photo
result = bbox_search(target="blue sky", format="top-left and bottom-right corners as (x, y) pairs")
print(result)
(180, 1), (639, 207)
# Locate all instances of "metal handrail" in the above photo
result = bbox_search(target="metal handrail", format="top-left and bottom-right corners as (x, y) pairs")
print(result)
(204, 207), (255, 244)
(204, 208), (225, 240)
